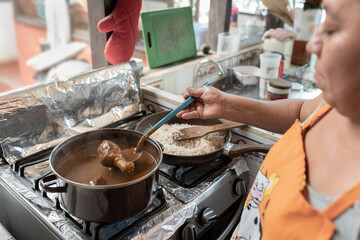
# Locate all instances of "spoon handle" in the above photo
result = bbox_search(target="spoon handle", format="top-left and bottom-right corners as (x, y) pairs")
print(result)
(151, 82), (211, 129)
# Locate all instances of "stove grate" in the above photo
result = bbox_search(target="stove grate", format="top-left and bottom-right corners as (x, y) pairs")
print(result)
(159, 155), (231, 188)
(52, 189), (167, 240)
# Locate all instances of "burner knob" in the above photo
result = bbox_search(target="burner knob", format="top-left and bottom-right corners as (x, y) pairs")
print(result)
(234, 179), (247, 196)
(182, 223), (197, 240)
(200, 208), (217, 227)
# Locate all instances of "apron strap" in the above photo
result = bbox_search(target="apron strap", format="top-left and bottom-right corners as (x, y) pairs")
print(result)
(322, 183), (360, 220)
(301, 101), (330, 129)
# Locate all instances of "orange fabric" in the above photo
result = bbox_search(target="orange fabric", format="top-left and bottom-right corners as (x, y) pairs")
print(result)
(322, 183), (360, 220)
(231, 103), (360, 240)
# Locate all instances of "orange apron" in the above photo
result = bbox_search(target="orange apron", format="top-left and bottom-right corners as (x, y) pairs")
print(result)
(231, 103), (360, 240)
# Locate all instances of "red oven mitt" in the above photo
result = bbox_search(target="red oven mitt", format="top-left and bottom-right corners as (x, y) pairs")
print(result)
(97, 0), (142, 64)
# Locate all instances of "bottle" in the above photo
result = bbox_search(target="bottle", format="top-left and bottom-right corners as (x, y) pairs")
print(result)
(278, 55), (285, 78)
(230, 6), (238, 28)
(270, 52), (285, 78)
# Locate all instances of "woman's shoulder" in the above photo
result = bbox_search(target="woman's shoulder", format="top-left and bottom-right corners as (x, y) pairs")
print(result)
(299, 94), (325, 123)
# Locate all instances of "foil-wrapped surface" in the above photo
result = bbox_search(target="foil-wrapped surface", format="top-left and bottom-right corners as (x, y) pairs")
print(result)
(228, 156), (249, 176)
(0, 62), (142, 164)
(159, 157), (248, 204)
(0, 164), (87, 239)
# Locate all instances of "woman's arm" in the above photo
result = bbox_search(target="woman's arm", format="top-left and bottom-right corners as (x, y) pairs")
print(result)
(222, 93), (323, 133)
(177, 86), (323, 134)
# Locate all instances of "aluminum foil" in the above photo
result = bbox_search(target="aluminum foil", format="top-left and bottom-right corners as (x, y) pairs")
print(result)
(129, 197), (197, 240)
(0, 164), (87, 239)
(0, 62), (142, 164)
(228, 156), (249, 176)
(158, 157), (248, 204)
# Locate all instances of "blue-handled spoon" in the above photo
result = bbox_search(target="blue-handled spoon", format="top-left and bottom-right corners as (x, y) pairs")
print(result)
(121, 82), (212, 163)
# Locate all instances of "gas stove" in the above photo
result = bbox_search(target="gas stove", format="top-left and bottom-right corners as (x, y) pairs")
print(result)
(0, 112), (250, 240)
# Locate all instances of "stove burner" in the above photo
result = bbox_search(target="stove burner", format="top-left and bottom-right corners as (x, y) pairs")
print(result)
(159, 155), (231, 188)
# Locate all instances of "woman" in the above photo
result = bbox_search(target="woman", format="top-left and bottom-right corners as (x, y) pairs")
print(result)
(177, 0), (360, 239)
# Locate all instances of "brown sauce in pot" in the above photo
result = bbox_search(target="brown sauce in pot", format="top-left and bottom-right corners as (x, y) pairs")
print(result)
(56, 146), (157, 186)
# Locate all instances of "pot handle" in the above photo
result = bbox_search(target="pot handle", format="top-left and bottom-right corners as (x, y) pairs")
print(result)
(39, 174), (67, 193)
(224, 141), (273, 158)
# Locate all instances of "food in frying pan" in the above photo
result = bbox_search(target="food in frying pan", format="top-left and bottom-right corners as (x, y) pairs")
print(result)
(97, 140), (135, 174)
(151, 123), (225, 156)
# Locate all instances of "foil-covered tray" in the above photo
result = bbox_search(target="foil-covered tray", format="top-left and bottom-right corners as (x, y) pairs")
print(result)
(0, 61), (143, 164)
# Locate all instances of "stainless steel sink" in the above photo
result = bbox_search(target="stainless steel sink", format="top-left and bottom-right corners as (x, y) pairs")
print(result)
(212, 77), (261, 99)
(212, 73), (321, 101)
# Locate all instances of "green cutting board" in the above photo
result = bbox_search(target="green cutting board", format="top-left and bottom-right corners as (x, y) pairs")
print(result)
(141, 7), (197, 69)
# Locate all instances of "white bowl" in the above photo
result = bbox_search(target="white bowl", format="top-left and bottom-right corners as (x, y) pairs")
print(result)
(233, 66), (260, 85)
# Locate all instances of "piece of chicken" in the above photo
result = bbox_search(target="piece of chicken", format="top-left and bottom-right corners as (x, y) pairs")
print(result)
(90, 175), (106, 185)
(97, 140), (135, 174)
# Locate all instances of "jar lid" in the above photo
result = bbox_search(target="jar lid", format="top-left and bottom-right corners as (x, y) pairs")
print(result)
(269, 78), (292, 89)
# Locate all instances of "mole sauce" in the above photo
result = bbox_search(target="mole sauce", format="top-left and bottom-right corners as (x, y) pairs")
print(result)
(57, 146), (157, 185)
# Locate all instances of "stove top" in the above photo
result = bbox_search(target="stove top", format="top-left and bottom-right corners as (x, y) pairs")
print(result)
(0, 112), (250, 240)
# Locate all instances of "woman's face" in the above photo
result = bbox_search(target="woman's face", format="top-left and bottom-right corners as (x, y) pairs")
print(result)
(307, 0), (360, 121)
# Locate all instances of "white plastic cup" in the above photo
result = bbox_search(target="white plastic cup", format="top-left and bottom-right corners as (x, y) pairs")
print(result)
(259, 52), (282, 98)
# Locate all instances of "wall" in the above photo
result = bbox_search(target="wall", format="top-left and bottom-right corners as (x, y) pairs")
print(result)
(13, 21), (92, 87)
(0, 1), (18, 63)
(13, 21), (46, 86)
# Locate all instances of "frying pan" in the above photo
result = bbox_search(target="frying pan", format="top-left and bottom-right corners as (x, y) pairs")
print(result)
(135, 111), (272, 166)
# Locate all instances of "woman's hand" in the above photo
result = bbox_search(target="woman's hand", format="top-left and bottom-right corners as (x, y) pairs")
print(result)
(176, 84), (316, 134)
(262, 28), (297, 42)
(176, 86), (226, 119)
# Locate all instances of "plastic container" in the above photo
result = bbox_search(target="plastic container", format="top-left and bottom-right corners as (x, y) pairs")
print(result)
(217, 31), (241, 56)
(266, 78), (292, 100)
(233, 66), (260, 85)
(259, 52), (282, 98)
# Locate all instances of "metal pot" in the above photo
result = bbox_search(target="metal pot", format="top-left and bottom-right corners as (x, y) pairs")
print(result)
(40, 129), (162, 222)
(135, 111), (271, 166)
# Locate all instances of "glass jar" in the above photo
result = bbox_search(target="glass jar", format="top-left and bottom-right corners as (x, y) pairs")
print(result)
(266, 78), (292, 100)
